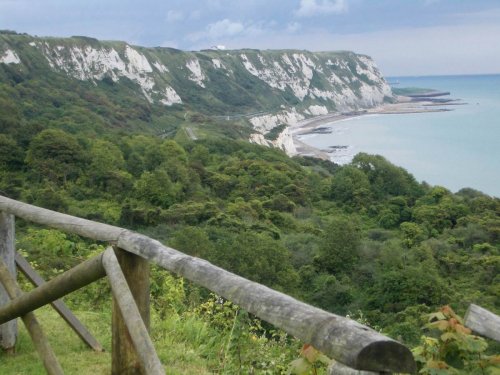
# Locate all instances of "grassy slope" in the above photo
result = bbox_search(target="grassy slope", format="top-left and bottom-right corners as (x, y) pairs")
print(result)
(0, 307), (217, 374)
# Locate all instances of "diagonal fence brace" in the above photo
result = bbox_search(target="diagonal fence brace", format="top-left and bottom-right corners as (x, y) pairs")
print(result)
(15, 252), (104, 352)
(0, 253), (105, 325)
(0, 258), (64, 375)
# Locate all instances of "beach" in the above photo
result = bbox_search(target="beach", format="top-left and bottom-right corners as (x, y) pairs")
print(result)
(291, 95), (457, 160)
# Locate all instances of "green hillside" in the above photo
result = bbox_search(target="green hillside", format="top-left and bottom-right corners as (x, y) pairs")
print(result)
(0, 31), (392, 147)
(0, 31), (499, 374)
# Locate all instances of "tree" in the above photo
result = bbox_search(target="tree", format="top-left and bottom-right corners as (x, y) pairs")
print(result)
(400, 222), (426, 248)
(26, 129), (87, 183)
(87, 139), (132, 194)
(209, 229), (299, 290)
(169, 226), (214, 259)
(314, 216), (361, 274)
(368, 265), (448, 313)
(306, 273), (354, 314)
(134, 169), (179, 208)
(0, 134), (24, 171)
(352, 153), (423, 199)
(330, 165), (371, 207)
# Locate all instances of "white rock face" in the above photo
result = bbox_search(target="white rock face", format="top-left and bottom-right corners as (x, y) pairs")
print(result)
(240, 53), (315, 100)
(249, 133), (269, 147)
(212, 58), (223, 69)
(248, 108), (304, 156)
(153, 61), (169, 73)
(273, 126), (297, 155)
(186, 58), (206, 87)
(357, 56), (382, 82)
(34, 43), (171, 103)
(160, 86), (182, 106)
(240, 52), (390, 111)
(249, 126), (297, 155)
(0, 49), (21, 64)
(124, 45), (152, 73)
(249, 108), (305, 134)
(245, 54), (391, 157)
(307, 105), (329, 116)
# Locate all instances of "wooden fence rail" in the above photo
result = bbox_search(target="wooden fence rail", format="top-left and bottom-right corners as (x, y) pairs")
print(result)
(0, 195), (417, 374)
(465, 304), (500, 343)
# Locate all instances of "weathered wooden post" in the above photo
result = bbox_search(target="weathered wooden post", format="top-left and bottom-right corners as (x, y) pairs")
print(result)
(112, 247), (151, 375)
(0, 211), (16, 352)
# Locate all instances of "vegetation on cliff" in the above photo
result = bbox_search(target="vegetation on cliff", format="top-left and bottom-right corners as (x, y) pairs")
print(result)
(0, 31), (498, 374)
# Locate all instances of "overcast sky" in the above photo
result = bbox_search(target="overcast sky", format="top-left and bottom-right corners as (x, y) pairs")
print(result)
(1, 0), (499, 76)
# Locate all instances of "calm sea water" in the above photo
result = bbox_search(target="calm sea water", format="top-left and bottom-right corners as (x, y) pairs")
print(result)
(299, 74), (500, 197)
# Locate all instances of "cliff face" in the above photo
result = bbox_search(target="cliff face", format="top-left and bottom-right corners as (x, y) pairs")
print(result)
(0, 32), (391, 154)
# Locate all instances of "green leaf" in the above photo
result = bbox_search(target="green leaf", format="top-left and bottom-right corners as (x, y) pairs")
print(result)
(440, 332), (458, 342)
(428, 312), (447, 322)
(460, 335), (488, 353)
(288, 358), (312, 375)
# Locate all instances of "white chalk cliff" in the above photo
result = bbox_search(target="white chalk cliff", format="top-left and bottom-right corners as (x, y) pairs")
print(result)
(0, 34), (392, 155)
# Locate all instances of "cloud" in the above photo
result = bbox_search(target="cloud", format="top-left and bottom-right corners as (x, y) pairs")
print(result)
(189, 10), (201, 20)
(286, 22), (301, 33)
(166, 10), (184, 23)
(211, 22), (500, 76)
(206, 19), (245, 39)
(295, 0), (348, 17)
(186, 18), (268, 44)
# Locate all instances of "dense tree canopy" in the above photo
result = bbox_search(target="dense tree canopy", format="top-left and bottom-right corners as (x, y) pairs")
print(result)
(1, 121), (498, 349)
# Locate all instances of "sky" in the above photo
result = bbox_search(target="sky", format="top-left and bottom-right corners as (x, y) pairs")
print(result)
(1, 0), (500, 76)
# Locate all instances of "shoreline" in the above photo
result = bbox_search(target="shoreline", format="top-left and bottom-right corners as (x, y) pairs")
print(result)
(292, 96), (458, 161)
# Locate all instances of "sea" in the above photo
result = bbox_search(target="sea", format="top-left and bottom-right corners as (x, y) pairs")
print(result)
(298, 74), (500, 198)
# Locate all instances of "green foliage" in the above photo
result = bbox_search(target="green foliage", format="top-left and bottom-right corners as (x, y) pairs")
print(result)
(414, 188), (469, 234)
(330, 165), (371, 207)
(25, 129), (87, 183)
(1, 37), (499, 372)
(401, 222), (426, 248)
(6, 128), (499, 370)
(193, 294), (298, 374)
(315, 216), (361, 274)
(288, 344), (330, 374)
(134, 169), (179, 208)
(0, 134), (24, 171)
(169, 226), (214, 258)
(413, 306), (500, 374)
(265, 124), (287, 141)
(352, 152), (424, 199)
(304, 272), (354, 315)
(87, 139), (132, 194)
(369, 264), (448, 313)
(150, 265), (186, 316)
(209, 229), (299, 289)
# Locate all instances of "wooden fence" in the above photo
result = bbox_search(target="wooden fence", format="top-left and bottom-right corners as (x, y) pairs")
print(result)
(0, 195), (417, 374)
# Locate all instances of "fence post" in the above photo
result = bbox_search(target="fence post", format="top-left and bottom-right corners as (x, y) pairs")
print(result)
(0, 212), (16, 352)
(112, 247), (150, 375)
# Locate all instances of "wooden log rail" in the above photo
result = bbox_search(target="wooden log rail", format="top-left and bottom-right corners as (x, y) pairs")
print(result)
(0, 195), (417, 374)
(465, 304), (500, 343)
